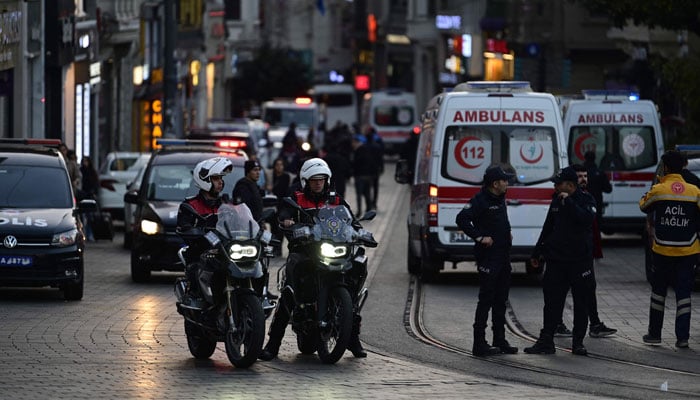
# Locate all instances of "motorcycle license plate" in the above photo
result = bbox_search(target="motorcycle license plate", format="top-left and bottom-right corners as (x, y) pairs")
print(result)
(449, 232), (472, 243)
(0, 255), (33, 267)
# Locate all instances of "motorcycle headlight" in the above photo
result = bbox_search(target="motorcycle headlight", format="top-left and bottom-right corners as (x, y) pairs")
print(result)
(228, 243), (258, 260)
(52, 228), (79, 247)
(320, 243), (347, 258)
(140, 219), (162, 235)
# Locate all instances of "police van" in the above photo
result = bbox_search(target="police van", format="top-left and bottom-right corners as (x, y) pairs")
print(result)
(563, 90), (664, 234)
(360, 89), (419, 154)
(395, 82), (567, 281)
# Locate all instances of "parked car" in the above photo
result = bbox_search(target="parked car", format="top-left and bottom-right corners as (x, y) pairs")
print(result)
(123, 139), (248, 282)
(0, 139), (97, 300)
(643, 145), (700, 289)
(99, 152), (150, 220)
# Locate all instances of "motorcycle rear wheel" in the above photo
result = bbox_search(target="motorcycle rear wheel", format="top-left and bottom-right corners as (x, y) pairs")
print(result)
(184, 320), (216, 359)
(224, 292), (265, 368)
(316, 286), (353, 364)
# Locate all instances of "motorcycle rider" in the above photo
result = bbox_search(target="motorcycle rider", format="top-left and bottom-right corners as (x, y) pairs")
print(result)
(259, 157), (368, 360)
(176, 157), (233, 305)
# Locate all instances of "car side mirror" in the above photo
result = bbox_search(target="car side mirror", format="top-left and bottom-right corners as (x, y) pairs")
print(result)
(124, 191), (139, 204)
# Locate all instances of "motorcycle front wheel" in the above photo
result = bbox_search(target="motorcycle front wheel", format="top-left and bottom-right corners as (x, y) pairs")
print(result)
(184, 320), (216, 359)
(316, 286), (353, 364)
(224, 292), (265, 368)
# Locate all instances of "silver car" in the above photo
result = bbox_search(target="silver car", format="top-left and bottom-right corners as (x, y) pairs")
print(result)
(98, 152), (151, 220)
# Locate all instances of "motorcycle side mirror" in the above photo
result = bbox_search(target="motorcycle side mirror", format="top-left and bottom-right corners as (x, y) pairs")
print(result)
(260, 208), (275, 223)
(180, 203), (207, 223)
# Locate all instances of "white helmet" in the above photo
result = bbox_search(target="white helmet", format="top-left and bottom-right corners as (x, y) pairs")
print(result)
(300, 157), (332, 188)
(193, 157), (233, 192)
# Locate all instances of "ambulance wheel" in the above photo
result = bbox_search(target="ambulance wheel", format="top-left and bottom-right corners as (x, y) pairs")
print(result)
(407, 241), (420, 275)
(419, 254), (440, 283)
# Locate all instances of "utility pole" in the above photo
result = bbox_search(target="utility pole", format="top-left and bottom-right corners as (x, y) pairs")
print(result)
(163, 0), (181, 138)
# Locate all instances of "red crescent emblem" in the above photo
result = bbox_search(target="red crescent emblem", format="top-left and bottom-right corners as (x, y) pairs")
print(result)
(520, 143), (544, 164)
(574, 133), (594, 161)
(455, 136), (484, 169)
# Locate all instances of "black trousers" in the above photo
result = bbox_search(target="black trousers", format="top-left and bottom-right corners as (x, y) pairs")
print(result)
(473, 260), (512, 343)
(541, 260), (594, 344)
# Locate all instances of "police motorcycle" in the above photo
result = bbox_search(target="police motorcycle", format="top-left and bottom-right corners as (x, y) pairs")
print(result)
(278, 197), (377, 364)
(174, 202), (276, 368)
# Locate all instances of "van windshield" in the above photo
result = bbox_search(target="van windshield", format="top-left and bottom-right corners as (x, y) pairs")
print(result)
(567, 126), (657, 171)
(263, 108), (315, 128)
(442, 125), (558, 185)
(0, 166), (73, 208)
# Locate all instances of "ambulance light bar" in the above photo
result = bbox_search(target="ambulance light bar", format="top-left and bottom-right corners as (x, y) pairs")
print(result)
(454, 81), (532, 93)
(581, 90), (639, 101)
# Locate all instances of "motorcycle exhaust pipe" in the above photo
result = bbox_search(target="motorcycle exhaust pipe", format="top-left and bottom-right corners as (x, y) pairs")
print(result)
(356, 288), (369, 313)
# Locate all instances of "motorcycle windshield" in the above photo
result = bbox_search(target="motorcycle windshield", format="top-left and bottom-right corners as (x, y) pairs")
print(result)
(312, 205), (356, 243)
(216, 203), (259, 240)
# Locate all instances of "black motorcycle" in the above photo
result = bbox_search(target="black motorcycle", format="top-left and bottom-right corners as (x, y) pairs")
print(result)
(174, 203), (275, 368)
(278, 199), (377, 364)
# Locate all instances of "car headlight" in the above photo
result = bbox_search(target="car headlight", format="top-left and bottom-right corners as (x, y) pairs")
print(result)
(52, 228), (79, 247)
(140, 219), (162, 235)
(228, 244), (258, 260)
(320, 243), (347, 258)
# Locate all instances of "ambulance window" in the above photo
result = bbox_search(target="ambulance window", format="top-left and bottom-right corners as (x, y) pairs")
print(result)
(508, 128), (557, 184)
(442, 126), (494, 184)
(618, 127), (656, 169)
(373, 106), (414, 127)
(568, 127), (607, 165)
(569, 126), (656, 171)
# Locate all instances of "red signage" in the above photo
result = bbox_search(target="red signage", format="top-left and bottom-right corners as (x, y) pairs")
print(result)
(355, 75), (370, 91)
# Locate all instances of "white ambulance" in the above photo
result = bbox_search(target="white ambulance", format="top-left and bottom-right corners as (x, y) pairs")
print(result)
(395, 81), (568, 281)
(563, 90), (664, 234)
(261, 97), (321, 160)
(361, 89), (420, 154)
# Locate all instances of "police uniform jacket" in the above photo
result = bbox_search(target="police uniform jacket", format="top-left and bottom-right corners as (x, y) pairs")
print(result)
(532, 188), (596, 263)
(639, 173), (700, 257)
(176, 193), (221, 231)
(455, 188), (511, 264)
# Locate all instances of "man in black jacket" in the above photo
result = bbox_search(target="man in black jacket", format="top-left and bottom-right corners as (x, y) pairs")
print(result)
(232, 160), (264, 220)
(524, 166), (596, 356)
(456, 165), (518, 356)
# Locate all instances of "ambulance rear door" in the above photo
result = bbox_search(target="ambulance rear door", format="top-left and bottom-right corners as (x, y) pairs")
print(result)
(434, 93), (564, 261)
(565, 99), (663, 233)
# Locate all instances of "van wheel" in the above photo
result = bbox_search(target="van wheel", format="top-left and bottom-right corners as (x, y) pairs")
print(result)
(407, 241), (420, 275)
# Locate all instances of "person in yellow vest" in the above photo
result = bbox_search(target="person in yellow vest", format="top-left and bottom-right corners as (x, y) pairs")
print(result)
(639, 150), (700, 349)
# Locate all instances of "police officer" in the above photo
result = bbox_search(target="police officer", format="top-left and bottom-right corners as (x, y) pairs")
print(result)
(232, 159), (264, 221)
(525, 166), (596, 356)
(639, 150), (700, 348)
(176, 157), (233, 304)
(456, 165), (518, 356)
(259, 158), (369, 360)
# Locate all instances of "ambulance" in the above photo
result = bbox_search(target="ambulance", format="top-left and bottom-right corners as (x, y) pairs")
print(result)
(360, 89), (419, 154)
(563, 90), (664, 234)
(261, 97), (321, 160)
(395, 81), (568, 281)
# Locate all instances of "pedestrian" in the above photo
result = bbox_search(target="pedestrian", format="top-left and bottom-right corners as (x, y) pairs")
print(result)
(583, 150), (612, 230)
(232, 159), (264, 221)
(572, 164), (618, 338)
(351, 134), (374, 216)
(270, 157), (292, 256)
(80, 156), (99, 242)
(58, 144), (82, 193)
(455, 165), (518, 356)
(322, 142), (352, 198)
(524, 166), (596, 356)
(639, 150), (700, 349)
(364, 125), (384, 210)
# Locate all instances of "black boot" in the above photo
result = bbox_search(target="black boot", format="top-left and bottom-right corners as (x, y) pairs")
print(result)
(524, 330), (555, 354)
(571, 337), (588, 356)
(259, 341), (280, 361)
(473, 329), (500, 356)
(348, 315), (367, 358)
(493, 339), (518, 354)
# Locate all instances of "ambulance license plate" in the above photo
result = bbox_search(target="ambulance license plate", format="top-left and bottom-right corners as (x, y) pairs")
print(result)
(449, 232), (472, 243)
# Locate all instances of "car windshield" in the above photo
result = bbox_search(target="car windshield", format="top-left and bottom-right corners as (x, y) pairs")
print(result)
(145, 163), (244, 201)
(0, 166), (73, 208)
